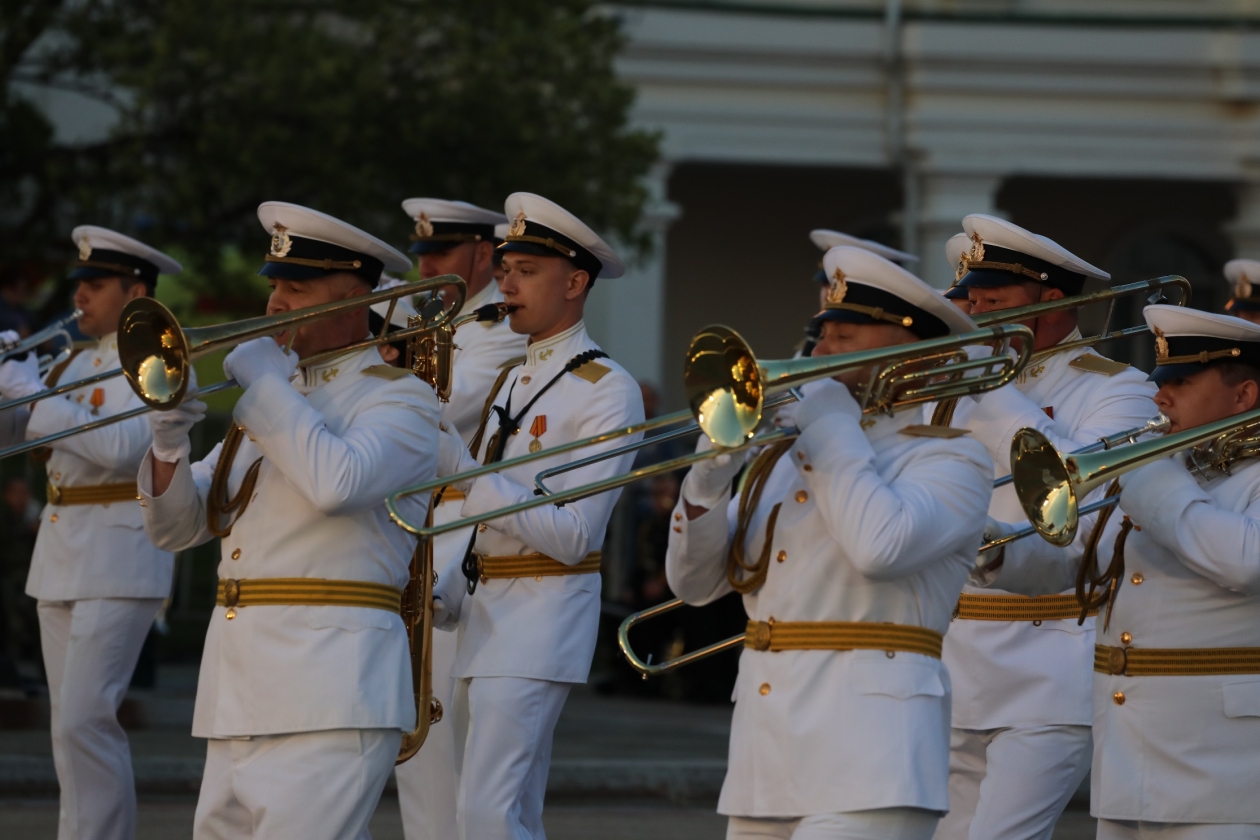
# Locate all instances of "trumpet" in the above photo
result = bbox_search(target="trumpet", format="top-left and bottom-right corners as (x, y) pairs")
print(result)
(1012, 406), (1260, 547)
(0, 276), (466, 460)
(1, 310), (83, 374)
(387, 322), (1034, 537)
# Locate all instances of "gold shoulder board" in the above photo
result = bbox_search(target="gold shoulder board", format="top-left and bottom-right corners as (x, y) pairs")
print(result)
(900, 424), (971, 439)
(499, 356), (527, 370)
(362, 364), (414, 381)
(1068, 354), (1130, 377)
(571, 360), (612, 383)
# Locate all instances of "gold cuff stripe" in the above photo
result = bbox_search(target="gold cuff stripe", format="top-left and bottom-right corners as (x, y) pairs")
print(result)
(1157, 348), (1241, 366)
(1095, 643), (1260, 676)
(263, 254), (363, 271)
(825, 302), (913, 328)
(504, 234), (577, 259)
(46, 482), (139, 506)
(955, 593), (1097, 622)
(435, 487), (466, 503)
(744, 620), (943, 659)
(216, 578), (402, 613)
(477, 552), (601, 580)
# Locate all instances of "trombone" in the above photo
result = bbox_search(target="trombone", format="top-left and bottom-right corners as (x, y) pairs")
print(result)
(0, 276), (466, 460)
(1, 309), (83, 373)
(386, 322), (1035, 537)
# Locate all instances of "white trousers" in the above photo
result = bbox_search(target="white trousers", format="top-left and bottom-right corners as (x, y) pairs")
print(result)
(934, 725), (1092, 840)
(194, 728), (401, 839)
(38, 597), (163, 840)
(1097, 821), (1260, 840)
(452, 676), (570, 840)
(727, 808), (940, 840)
(397, 626), (459, 840)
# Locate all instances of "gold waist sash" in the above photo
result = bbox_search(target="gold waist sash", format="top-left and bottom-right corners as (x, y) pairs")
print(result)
(435, 487), (465, 504)
(216, 577), (403, 619)
(474, 551), (601, 581)
(46, 481), (139, 506)
(744, 619), (943, 659)
(1095, 643), (1260, 677)
(954, 593), (1097, 622)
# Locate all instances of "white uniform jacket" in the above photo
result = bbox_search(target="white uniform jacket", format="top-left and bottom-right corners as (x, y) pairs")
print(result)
(9, 334), (174, 601)
(442, 281), (527, 446)
(942, 332), (1157, 729)
(666, 406), (993, 818)
(1088, 455), (1260, 824)
(444, 321), (644, 684)
(137, 347), (439, 738)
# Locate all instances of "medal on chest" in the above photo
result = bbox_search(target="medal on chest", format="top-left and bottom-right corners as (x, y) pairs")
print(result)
(528, 415), (547, 453)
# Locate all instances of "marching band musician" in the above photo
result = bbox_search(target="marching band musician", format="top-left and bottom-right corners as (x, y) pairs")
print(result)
(395, 198), (526, 840)
(808, 229), (918, 310)
(1224, 259), (1260, 326)
(0, 227), (180, 840)
(137, 203), (440, 840)
(933, 215), (1158, 840)
(432, 192), (644, 840)
(667, 246), (995, 840)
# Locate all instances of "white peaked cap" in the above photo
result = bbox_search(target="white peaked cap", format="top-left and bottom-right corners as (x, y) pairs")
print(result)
(257, 202), (411, 274)
(400, 198), (507, 226)
(1224, 259), (1260, 293)
(962, 214), (1110, 282)
(822, 246), (977, 337)
(810, 229), (918, 264)
(1144, 304), (1260, 342)
(71, 226), (182, 275)
(502, 192), (624, 279)
(945, 233), (972, 269)
(494, 222), (509, 241)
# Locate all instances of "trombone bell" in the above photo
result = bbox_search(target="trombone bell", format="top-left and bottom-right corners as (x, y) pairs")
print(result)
(119, 298), (191, 410)
(1010, 428), (1083, 547)
(684, 326), (764, 449)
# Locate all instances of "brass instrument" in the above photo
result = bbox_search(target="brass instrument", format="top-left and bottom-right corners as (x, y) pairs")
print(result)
(408, 302), (515, 401)
(387, 321), (1033, 536)
(0, 276), (467, 460)
(397, 501), (443, 763)
(1012, 405), (1260, 547)
(0, 309), (82, 374)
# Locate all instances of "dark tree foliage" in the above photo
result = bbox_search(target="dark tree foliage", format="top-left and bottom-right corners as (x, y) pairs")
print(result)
(2, 0), (659, 309)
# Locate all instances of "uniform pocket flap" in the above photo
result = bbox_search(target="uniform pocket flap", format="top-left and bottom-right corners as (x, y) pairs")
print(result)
(305, 608), (398, 632)
(1223, 678), (1260, 718)
(851, 658), (945, 700)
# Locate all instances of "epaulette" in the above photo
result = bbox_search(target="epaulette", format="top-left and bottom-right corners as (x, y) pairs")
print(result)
(571, 360), (612, 383)
(362, 364), (414, 381)
(499, 356), (526, 370)
(900, 424), (970, 439)
(1068, 354), (1130, 377)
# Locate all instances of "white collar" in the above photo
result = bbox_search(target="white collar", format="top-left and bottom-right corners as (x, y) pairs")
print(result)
(296, 342), (378, 394)
(525, 320), (586, 367)
(860, 406), (923, 445)
(95, 332), (118, 354)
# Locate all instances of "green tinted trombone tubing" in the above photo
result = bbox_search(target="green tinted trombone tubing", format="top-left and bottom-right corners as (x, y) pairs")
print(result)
(0, 366), (123, 414)
(969, 276), (1191, 328)
(979, 496), (1118, 552)
(389, 428), (797, 537)
(0, 379), (238, 461)
(991, 413), (1169, 490)
(531, 391), (799, 497)
(618, 598), (745, 678)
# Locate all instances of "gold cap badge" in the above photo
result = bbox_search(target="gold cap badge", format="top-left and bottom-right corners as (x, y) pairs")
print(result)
(270, 223), (293, 258)
(1153, 326), (1169, 361)
(958, 231), (985, 278)
(415, 212), (434, 239)
(78, 237), (91, 261)
(1235, 273), (1253, 301)
(508, 211), (527, 238)
(825, 268), (847, 306)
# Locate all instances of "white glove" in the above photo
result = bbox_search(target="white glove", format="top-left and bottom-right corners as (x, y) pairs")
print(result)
(223, 337), (298, 392)
(150, 395), (207, 463)
(0, 330), (19, 349)
(970, 516), (1016, 586)
(437, 425), (480, 493)
(0, 353), (43, 400)
(772, 378), (836, 429)
(681, 433), (749, 509)
(793, 378), (862, 430)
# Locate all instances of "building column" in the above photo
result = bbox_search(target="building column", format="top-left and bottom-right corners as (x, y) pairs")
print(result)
(912, 172), (1005, 289)
(1227, 180), (1260, 260)
(585, 162), (681, 390)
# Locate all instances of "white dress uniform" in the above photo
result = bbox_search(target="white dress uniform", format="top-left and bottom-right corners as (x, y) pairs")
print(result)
(932, 216), (1159, 840)
(393, 198), (525, 840)
(137, 203), (440, 840)
(0, 226), (179, 840)
(434, 192), (644, 840)
(668, 247), (994, 840)
(1082, 307), (1260, 840)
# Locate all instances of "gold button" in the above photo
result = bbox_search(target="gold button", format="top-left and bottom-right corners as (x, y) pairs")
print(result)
(478, 523), (488, 532)
(796, 452), (804, 460)
(885, 650), (896, 659)
(135, 494), (142, 501)
(535, 575), (543, 582)
(53, 472), (61, 480)
(225, 608), (236, 620)
(1113, 691), (1125, 706)
(1120, 632), (1132, 645)
(776, 550), (787, 563)
(759, 683), (771, 696)
(93, 358), (102, 367)
(794, 490), (808, 503)
(1131, 573), (1144, 585)
(672, 526), (681, 533)
(479, 574), (488, 585)
(674, 513), (682, 521)
(49, 513), (58, 523)
(231, 548), (241, 560)
(521, 376), (531, 384)
(139, 501), (146, 507)
(1033, 620), (1042, 626)
(802, 465), (812, 472)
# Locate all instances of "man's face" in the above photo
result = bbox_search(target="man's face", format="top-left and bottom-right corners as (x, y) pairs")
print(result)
(1231, 308), (1260, 326)
(73, 277), (146, 339)
(811, 319), (918, 392)
(420, 241), (496, 306)
(1154, 367), (1260, 434)
(266, 273), (370, 359)
(968, 281), (1069, 352)
(498, 253), (588, 339)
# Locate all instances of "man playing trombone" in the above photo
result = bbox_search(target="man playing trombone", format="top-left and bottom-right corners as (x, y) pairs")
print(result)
(0, 226), (181, 840)
(666, 247), (995, 840)
(933, 215), (1158, 840)
(137, 203), (440, 840)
